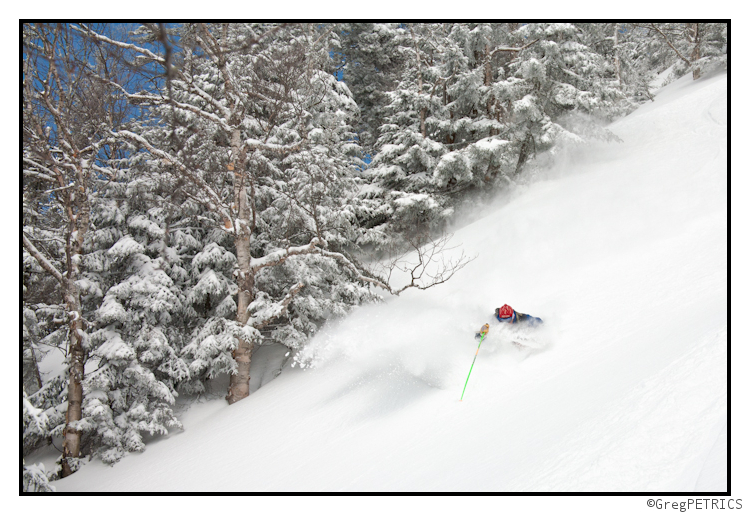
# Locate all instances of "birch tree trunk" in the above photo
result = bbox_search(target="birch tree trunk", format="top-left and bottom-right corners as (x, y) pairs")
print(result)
(226, 127), (255, 405)
(60, 164), (92, 477)
(61, 279), (85, 477)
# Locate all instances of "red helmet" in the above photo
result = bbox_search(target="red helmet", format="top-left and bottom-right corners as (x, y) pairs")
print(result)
(496, 304), (514, 319)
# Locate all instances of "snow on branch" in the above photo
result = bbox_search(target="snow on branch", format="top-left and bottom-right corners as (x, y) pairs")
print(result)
(73, 24), (165, 66)
(184, 81), (232, 120)
(195, 22), (291, 58)
(249, 238), (324, 272)
(23, 157), (60, 178)
(316, 249), (392, 291)
(634, 24), (692, 67)
(249, 282), (305, 330)
(23, 164), (58, 183)
(43, 183), (76, 194)
(23, 233), (63, 284)
(489, 38), (540, 58)
(246, 234), (472, 297)
(106, 81), (232, 131)
(245, 138), (306, 156)
(23, 395), (49, 433)
(227, 23), (289, 55)
(246, 238), (391, 293)
(111, 130), (233, 227)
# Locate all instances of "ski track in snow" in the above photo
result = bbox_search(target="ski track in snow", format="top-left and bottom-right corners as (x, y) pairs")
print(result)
(52, 72), (728, 493)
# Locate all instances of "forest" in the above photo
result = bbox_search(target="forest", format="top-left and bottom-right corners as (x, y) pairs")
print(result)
(22, 22), (727, 491)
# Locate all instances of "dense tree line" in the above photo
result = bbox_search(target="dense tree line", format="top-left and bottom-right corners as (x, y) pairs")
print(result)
(22, 22), (727, 489)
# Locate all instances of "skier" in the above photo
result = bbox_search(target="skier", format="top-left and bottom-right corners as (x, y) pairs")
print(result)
(475, 304), (543, 338)
(494, 304), (543, 325)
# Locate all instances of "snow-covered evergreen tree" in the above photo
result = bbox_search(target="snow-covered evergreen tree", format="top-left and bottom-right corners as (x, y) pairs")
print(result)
(337, 23), (410, 156)
(84, 231), (188, 462)
(488, 24), (626, 168)
(23, 393), (56, 492)
(22, 461), (56, 493)
(629, 23), (728, 82)
(358, 24), (460, 247)
(361, 23), (632, 248)
(94, 23), (390, 404)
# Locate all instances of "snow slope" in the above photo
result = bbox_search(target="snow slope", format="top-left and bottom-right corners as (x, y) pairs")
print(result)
(53, 71), (728, 494)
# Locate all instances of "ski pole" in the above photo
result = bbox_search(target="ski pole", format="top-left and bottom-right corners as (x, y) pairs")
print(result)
(460, 329), (488, 401)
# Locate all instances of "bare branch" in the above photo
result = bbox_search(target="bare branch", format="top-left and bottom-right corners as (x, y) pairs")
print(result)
(318, 235), (475, 296)
(311, 25), (334, 48)
(383, 235), (476, 295)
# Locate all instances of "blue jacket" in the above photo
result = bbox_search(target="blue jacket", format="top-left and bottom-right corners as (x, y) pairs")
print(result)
(496, 310), (543, 326)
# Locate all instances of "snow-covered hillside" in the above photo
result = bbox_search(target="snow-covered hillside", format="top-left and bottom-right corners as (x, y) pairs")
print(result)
(52, 71), (728, 493)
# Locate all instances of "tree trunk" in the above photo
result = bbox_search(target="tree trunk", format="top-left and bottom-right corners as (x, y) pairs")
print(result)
(61, 283), (85, 477)
(484, 44), (492, 92)
(410, 27), (426, 139)
(446, 103), (455, 145)
(226, 127), (255, 405)
(61, 174), (91, 478)
(691, 23), (702, 80)
(515, 132), (534, 175)
(23, 232), (86, 478)
(485, 44), (499, 136)
(614, 25), (622, 88)
(31, 346), (43, 391)
(444, 84), (455, 145)
(226, 233), (254, 404)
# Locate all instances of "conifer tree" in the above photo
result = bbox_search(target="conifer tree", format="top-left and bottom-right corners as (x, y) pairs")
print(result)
(82, 23), (444, 407)
(82, 183), (190, 463)
(337, 23), (410, 156)
(631, 23), (728, 81)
